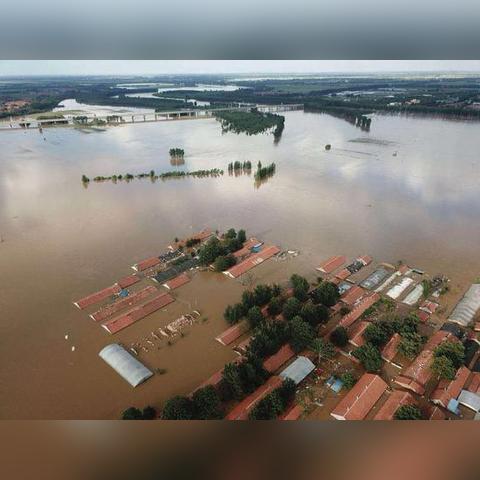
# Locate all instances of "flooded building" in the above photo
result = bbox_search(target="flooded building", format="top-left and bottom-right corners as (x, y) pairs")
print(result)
(360, 267), (390, 290)
(448, 283), (480, 327)
(99, 343), (153, 387)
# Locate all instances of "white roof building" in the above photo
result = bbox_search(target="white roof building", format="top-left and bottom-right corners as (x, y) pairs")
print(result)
(99, 343), (153, 387)
(449, 284), (480, 327)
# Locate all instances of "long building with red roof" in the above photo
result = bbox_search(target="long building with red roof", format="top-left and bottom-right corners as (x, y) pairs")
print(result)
(224, 245), (280, 278)
(431, 366), (470, 408)
(339, 293), (380, 329)
(102, 292), (174, 334)
(331, 373), (387, 420)
(163, 273), (190, 290)
(74, 284), (121, 310)
(316, 255), (346, 274)
(215, 321), (250, 346)
(263, 344), (295, 373)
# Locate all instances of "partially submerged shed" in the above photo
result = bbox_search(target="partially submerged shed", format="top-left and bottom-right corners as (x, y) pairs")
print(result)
(99, 343), (153, 387)
(448, 284), (480, 327)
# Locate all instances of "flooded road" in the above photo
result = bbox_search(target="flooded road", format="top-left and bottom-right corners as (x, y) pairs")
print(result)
(1, 111), (480, 418)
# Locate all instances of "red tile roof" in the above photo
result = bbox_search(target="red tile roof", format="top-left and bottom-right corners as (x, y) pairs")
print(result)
(359, 255), (373, 266)
(163, 273), (190, 290)
(341, 285), (365, 306)
(427, 405), (446, 420)
(420, 300), (439, 315)
(215, 321), (250, 346)
(263, 344), (296, 373)
(281, 404), (303, 420)
(102, 292), (174, 334)
(467, 372), (480, 394)
(226, 376), (283, 420)
(339, 293), (380, 328)
(134, 256), (161, 271)
(394, 331), (457, 395)
(373, 390), (417, 420)
(431, 366), (471, 408)
(348, 321), (369, 348)
(381, 333), (402, 363)
(335, 268), (351, 281)
(331, 373), (388, 420)
(317, 255), (347, 274)
(74, 284), (121, 310)
(90, 285), (157, 322)
(117, 274), (141, 289)
(225, 245), (280, 278)
(417, 310), (431, 323)
(398, 265), (410, 275)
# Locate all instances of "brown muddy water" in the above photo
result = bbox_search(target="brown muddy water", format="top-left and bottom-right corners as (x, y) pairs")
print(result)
(1, 111), (480, 418)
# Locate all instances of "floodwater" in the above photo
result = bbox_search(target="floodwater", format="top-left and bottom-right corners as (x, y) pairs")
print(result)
(1, 111), (480, 418)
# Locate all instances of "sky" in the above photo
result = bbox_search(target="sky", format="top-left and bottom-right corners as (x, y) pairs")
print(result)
(1, 60), (480, 76)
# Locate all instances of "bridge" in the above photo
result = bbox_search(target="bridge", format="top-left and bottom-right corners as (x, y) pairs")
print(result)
(0, 104), (304, 131)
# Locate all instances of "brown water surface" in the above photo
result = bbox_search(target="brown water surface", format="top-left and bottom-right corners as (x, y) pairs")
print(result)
(1, 111), (480, 418)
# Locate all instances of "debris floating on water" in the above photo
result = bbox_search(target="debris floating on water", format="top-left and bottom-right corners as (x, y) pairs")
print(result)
(71, 346), (76, 352)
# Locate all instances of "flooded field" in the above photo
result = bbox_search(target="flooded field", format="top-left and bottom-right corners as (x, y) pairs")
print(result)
(1, 111), (480, 418)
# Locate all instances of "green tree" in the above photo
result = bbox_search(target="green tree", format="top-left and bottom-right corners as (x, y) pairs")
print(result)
(122, 407), (143, 420)
(290, 274), (310, 301)
(434, 341), (465, 369)
(363, 321), (392, 347)
(431, 355), (456, 381)
(253, 284), (273, 306)
(311, 338), (335, 363)
(311, 282), (339, 307)
(221, 363), (244, 401)
(225, 228), (237, 239)
(330, 326), (349, 347)
(247, 306), (264, 328)
(237, 229), (247, 244)
(300, 301), (329, 327)
(161, 396), (195, 420)
(352, 343), (383, 372)
(198, 237), (226, 265)
(141, 406), (157, 420)
(282, 297), (302, 321)
(289, 316), (315, 353)
(241, 290), (256, 310)
(214, 254), (236, 272)
(394, 404), (423, 420)
(398, 332), (425, 359)
(192, 385), (224, 420)
(224, 303), (246, 325)
(267, 296), (283, 316)
(340, 372), (357, 390)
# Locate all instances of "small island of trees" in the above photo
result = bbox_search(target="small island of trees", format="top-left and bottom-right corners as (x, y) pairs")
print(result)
(169, 148), (185, 159)
(215, 109), (285, 138)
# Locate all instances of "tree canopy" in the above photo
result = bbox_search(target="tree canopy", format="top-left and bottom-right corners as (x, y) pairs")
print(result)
(394, 404), (423, 420)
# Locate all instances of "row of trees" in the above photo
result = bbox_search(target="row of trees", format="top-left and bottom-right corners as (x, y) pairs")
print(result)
(227, 161), (252, 172)
(81, 169), (224, 184)
(161, 385), (224, 420)
(248, 379), (296, 420)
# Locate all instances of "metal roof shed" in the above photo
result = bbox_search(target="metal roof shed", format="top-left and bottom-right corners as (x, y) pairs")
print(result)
(449, 284), (480, 327)
(280, 356), (315, 385)
(99, 344), (153, 387)
(458, 390), (480, 412)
